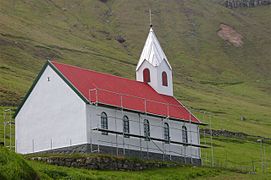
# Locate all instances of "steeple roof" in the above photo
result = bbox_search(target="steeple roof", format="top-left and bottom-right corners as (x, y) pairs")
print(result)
(136, 28), (172, 70)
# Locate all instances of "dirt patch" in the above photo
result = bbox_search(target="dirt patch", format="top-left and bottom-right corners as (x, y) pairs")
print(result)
(115, 35), (125, 43)
(217, 23), (243, 47)
(99, 0), (108, 3)
(0, 38), (12, 46)
(33, 45), (61, 60)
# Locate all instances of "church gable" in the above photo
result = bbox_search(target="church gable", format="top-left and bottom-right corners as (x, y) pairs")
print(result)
(15, 63), (87, 154)
(14, 61), (88, 118)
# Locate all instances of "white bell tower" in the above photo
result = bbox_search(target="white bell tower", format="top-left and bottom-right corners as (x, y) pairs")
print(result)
(136, 27), (173, 96)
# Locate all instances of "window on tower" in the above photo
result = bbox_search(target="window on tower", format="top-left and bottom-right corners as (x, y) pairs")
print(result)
(162, 71), (168, 86)
(143, 68), (150, 83)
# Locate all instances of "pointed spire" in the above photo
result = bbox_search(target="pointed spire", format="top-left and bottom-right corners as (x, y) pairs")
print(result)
(149, 9), (152, 28)
(136, 27), (172, 70)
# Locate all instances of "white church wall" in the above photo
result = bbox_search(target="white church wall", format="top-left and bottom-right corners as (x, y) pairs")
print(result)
(15, 65), (87, 154)
(87, 105), (200, 159)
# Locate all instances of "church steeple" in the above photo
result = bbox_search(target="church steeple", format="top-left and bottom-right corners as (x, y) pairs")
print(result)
(136, 28), (172, 71)
(136, 27), (173, 96)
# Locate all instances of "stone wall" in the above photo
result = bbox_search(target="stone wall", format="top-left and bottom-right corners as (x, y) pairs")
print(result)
(29, 155), (178, 171)
(200, 129), (271, 145)
(30, 144), (202, 166)
(224, 0), (271, 8)
(200, 129), (248, 138)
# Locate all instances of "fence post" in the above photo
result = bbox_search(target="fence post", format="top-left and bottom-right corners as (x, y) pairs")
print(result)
(115, 110), (118, 156)
(3, 111), (6, 146)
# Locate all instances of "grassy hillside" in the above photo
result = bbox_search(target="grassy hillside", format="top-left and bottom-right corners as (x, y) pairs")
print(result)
(201, 135), (271, 174)
(1, 146), (270, 179)
(0, 0), (270, 138)
(28, 160), (269, 180)
(0, 146), (38, 179)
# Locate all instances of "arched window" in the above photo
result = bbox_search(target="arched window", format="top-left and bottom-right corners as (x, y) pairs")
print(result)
(164, 123), (170, 143)
(123, 115), (130, 138)
(162, 71), (168, 86)
(143, 68), (150, 83)
(182, 126), (188, 144)
(144, 119), (150, 140)
(101, 112), (108, 135)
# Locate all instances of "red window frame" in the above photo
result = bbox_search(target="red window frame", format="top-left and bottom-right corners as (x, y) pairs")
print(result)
(162, 71), (168, 86)
(143, 68), (150, 83)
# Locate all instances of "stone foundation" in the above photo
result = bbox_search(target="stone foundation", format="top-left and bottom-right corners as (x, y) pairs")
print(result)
(35, 143), (201, 166)
(30, 156), (178, 171)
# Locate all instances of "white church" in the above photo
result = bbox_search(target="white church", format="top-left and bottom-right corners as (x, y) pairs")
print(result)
(15, 26), (205, 165)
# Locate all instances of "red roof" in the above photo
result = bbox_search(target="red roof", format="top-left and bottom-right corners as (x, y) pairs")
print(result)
(51, 61), (200, 124)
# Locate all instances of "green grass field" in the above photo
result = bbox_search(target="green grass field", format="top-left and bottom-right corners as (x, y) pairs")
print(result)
(201, 135), (271, 173)
(1, 146), (271, 180)
(27, 160), (262, 180)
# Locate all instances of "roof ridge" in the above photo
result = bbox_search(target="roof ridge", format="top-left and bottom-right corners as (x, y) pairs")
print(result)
(51, 61), (148, 85)
(51, 61), (176, 99)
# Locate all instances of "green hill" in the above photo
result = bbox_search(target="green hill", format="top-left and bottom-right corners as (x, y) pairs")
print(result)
(0, 0), (270, 139)
(0, 146), (38, 179)
(1, 146), (270, 179)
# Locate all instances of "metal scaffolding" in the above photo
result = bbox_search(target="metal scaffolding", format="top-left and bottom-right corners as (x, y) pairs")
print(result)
(88, 88), (209, 161)
(2, 109), (15, 151)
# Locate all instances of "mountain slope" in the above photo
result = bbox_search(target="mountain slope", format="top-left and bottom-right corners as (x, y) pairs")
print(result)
(0, 0), (270, 137)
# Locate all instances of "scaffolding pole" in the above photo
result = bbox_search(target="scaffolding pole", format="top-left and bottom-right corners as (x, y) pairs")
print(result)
(209, 114), (214, 167)
(139, 113), (142, 158)
(115, 109), (119, 156)
(88, 88), (209, 162)
(3, 109), (15, 151)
